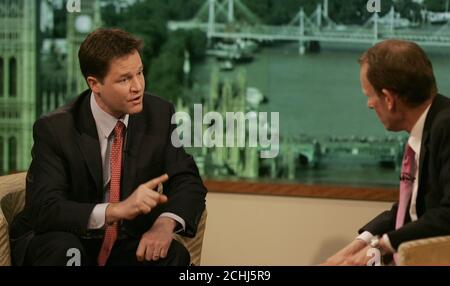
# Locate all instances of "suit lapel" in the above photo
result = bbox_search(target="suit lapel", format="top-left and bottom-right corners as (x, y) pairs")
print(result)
(418, 128), (429, 192)
(75, 91), (103, 199)
(121, 111), (145, 199)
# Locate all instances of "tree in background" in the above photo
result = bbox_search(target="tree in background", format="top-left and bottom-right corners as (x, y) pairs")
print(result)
(150, 30), (206, 102)
(101, 0), (206, 102)
(395, 0), (422, 22)
(242, 0), (317, 25)
(243, 0), (394, 25)
(424, 0), (449, 12)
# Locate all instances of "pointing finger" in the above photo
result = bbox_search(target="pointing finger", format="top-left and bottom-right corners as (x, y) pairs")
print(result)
(143, 173), (169, 190)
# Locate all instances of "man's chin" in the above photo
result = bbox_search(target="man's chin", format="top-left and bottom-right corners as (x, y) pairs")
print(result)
(384, 125), (394, 131)
(384, 124), (402, 132)
(127, 104), (143, 115)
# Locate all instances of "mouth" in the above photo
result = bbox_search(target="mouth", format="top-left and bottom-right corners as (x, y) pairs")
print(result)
(129, 95), (142, 105)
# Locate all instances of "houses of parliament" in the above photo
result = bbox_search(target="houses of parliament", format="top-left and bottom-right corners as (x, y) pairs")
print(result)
(0, 0), (101, 175)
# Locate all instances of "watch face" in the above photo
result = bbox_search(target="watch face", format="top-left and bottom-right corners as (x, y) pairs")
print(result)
(75, 15), (93, 33)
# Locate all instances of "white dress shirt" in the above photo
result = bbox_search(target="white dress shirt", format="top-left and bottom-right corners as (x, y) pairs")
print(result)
(87, 92), (185, 231)
(357, 104), (431, 251)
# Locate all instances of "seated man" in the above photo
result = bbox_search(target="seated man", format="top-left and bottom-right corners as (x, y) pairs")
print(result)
(10, 28), (207, 266)
(323, 39), (450, 265)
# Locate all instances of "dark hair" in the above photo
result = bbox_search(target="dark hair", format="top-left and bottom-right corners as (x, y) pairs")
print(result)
(359, 39), (437, 107)
(78, 28), (143, 83)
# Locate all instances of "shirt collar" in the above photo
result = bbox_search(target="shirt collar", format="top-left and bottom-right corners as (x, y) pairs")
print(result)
(90, 92), (129, 139)
(408, 104), (431, 155)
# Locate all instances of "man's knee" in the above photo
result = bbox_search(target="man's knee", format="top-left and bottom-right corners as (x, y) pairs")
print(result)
(26, 232), (86, 266)
(166, 240), (190, 266)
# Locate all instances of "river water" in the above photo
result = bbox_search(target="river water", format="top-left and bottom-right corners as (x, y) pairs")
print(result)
(191, 42), (450, 187)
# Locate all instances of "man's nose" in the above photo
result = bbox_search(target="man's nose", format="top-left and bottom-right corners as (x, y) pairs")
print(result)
(131, 77), (143, 92)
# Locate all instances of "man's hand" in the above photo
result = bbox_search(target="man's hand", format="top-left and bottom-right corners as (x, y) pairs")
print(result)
(136, 217), (177, 262)
(378, 237), (394, 255)
(321, 239), (368, 266)
(338, 244), (375, 266)
(106, 174), (169, 224)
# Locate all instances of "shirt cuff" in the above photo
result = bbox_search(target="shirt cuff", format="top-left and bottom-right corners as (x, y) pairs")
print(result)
(356, 231), (373, 244)
(159, 212), (186, 233)
(381, 234), (395, 253)
(87, 203), (109, 229)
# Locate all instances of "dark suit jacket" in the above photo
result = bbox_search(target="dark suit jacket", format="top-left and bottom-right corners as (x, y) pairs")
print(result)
(10, 90), (207, 262)
(359, 94), (450, 250)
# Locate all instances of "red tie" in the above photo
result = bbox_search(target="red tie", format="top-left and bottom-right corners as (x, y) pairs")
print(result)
(98, 121), (125, 266)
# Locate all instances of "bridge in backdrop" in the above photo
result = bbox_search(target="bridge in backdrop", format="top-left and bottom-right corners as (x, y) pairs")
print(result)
(168, 0), (450, 53)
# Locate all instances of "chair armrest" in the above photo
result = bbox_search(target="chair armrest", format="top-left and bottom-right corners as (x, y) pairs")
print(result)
(0, 173), (27, 202)
(0, 173), (27, 224)
(174, 209), (207, 266)
(0, 172), (27, 266)
(397, 235), (450, 266)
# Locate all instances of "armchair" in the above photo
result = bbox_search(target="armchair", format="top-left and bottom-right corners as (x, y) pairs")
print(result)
(397, 235), (450, 266)
(0, 172), (207, 266)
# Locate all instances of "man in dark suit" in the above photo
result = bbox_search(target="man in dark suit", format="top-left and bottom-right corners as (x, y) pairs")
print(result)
(10, 28), (207, 266)
(323, 39), (450, 265)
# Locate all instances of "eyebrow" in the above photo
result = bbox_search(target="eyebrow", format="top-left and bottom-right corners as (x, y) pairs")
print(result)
(117, 66), (144, 78)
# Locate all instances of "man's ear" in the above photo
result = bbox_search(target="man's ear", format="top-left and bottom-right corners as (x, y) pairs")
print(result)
(381, 89), (396, 111)
(86, 76), (102, 93)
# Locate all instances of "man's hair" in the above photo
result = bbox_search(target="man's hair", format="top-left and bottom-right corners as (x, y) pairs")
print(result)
(78, 28), (143, 83)
(359, 39), (437, 107)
